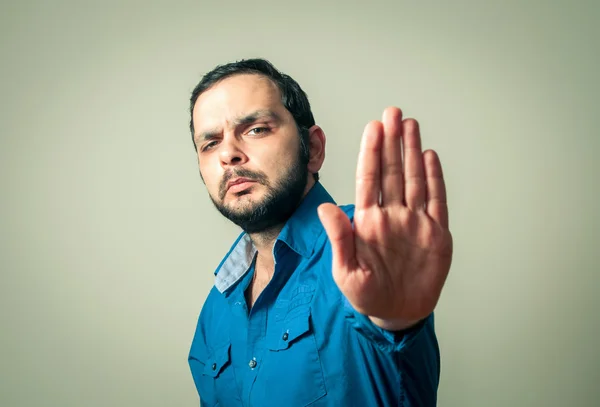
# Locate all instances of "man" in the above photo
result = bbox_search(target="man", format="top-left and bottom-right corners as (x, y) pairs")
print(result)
(187, 58), (452, 407)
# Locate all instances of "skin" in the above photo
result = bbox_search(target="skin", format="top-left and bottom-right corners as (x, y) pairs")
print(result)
(192, 73), (453, 330)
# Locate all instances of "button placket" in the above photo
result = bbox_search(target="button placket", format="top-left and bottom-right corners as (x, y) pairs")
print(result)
(248, 357), (257, 369)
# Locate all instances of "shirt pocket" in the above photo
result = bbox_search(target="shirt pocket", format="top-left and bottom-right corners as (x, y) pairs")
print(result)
(201, 342), (242, 406)
(263, 309), (327, 406)
(267, 311), (311, 350)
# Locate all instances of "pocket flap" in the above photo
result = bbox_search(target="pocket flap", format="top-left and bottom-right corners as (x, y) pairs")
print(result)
(202, 343), (231, 378)
(267, 312), (310, 351)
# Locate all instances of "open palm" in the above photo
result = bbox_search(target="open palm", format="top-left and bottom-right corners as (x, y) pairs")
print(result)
(318, 107), (453, 330)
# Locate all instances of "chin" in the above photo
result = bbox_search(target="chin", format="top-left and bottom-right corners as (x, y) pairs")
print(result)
(224, 192), (264, 210)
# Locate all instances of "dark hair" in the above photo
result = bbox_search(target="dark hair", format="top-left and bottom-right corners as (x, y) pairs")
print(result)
(189, 58), (319, 181)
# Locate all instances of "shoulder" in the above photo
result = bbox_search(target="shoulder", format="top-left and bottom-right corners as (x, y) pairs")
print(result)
(190, 286), (228, 353)
(199, 285), (227, 324)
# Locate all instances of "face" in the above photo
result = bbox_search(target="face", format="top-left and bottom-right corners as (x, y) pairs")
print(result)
(192, 74), (311, 233)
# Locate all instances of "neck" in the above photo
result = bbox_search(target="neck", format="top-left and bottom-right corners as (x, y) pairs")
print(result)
(247, 227), (279, 281)
(248, 226), (282, 255)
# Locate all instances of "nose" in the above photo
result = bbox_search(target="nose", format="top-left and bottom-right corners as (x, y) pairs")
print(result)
(219, 136), (248, 168)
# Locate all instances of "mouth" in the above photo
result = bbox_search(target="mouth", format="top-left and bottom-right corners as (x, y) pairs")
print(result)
(226, 177), (256, 194)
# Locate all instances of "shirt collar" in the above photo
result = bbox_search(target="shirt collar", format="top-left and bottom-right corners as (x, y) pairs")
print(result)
(277, 181), (336, 258)
(213, 182), (336, 293)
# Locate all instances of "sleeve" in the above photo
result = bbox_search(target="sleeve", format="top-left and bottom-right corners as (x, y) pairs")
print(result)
(343, 298), (441, 405)
(342, 295), (438, 355)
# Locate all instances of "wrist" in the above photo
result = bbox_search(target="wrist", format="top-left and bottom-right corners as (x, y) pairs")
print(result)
(368, 316), (420, 332)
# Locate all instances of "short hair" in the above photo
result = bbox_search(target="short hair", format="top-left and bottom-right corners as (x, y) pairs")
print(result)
(189, 58), (318, 181)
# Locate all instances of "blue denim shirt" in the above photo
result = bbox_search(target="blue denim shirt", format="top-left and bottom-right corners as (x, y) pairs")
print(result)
(188, 182), (440, 406)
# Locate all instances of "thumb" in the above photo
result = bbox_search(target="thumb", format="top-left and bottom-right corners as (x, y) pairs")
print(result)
(317, 203), (355, 272)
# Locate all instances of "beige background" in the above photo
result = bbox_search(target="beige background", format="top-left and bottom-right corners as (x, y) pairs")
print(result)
(1, 1), (599, 406)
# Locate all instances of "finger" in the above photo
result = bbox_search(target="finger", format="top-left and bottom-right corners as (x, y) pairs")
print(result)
(381, 107), (404, 206)
(402, 119), (426, 210)
(423, 150), (449, 228)
(356, 121), (383, 208)
(317, 203), (355, 272)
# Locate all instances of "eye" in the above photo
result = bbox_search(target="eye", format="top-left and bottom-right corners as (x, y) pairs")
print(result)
(248, 127), (270, 136)
(201, 141), (218, 152)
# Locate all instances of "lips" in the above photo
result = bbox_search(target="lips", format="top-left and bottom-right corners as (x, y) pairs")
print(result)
(226, 177), (255, 191)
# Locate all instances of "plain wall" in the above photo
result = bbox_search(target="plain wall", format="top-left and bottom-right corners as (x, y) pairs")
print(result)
(1, 1), (598, 406)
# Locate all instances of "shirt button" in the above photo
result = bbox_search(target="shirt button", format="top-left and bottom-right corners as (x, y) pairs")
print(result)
(248, 359), (257, 369)
(282, 332), (289, 341)
(211, 363), (217, 371)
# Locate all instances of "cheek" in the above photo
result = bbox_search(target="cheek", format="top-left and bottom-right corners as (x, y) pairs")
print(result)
(259, 141), (300, 168)
(198, 160), (221, 190)
(258, 153), (293, 180)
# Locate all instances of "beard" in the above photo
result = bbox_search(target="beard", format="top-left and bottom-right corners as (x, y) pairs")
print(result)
(209, 154), (309, 234)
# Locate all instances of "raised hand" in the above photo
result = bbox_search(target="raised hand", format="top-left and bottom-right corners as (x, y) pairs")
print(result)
(318, 107), (453, 331)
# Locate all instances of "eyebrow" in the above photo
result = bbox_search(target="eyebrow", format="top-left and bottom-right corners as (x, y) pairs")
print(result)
(196, 109), (282, 143)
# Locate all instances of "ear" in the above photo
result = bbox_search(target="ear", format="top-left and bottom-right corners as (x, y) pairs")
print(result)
(307, 125), (326, 174)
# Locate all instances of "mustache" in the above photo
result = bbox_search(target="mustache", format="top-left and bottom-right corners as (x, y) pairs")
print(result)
(219, 168), (268, 200)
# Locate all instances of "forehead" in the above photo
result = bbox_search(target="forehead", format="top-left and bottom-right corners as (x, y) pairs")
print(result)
(193, 74), (286, 131)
